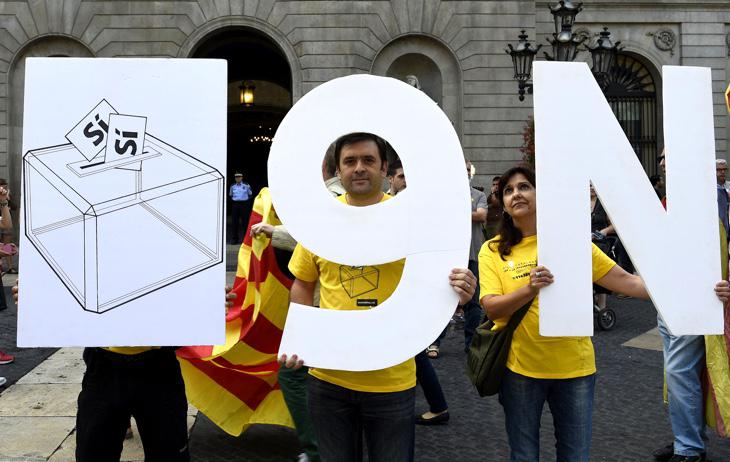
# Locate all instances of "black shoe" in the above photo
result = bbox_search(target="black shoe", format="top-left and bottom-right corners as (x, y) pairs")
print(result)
(653, 444), (674, 461)
(415, 411), (449, 426)
(668, 454), (705, 462)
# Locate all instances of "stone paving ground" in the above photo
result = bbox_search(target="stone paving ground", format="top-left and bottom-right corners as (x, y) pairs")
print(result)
(186, 296), (730, 462)
(0, 274), (56, 387)
(3, 259), (730, 460)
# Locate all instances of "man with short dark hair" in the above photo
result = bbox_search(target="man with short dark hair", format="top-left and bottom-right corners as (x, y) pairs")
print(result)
(322, 144), (346, 197)
(279, 132), (476, 461)
(387, 159), (406, 195)
(485, 175), (502, 240)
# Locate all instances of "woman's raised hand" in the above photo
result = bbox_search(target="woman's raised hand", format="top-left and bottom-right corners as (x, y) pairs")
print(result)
(528, 265), (554, 294)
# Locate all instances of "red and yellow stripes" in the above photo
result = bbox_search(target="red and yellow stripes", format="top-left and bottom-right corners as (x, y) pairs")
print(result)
(177, 188), (294, 435)
(705, 227), (730, 437)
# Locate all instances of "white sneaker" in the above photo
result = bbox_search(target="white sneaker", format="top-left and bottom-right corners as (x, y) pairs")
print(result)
(297, 453), (310, 462)
(0, 377), (6, 387)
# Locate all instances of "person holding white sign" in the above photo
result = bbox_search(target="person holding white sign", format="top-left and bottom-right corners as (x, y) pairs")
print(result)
(11, 278), (237, 462)
(479, 166), (730, 462)
(279, 132), (476, 461)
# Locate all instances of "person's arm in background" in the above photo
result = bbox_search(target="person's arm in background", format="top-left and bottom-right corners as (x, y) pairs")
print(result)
(251, 223), (297, 252)
(472, 191), (487, 223)
(598, 224), (615, 236)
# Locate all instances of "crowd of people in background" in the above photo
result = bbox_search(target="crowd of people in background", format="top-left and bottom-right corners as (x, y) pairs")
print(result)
(272, 135), (730, 462)
(5, 132), (730, 462)
(0, 179), (17, 388)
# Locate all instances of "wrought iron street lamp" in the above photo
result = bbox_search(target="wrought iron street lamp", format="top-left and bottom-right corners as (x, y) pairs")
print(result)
(506, 1), (621, 101)
(587, 27), (621, 81)
(549, 1), (583, 35)
(546, 23), (585, 62)
(505, 31), (542, 101)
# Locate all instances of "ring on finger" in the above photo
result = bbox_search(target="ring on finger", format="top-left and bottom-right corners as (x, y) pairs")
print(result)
(536, 271), (542, 278)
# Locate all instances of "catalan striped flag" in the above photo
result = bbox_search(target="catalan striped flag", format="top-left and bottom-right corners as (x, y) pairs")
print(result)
(705, 223), (730, 437)
(177, 187), (294, 435)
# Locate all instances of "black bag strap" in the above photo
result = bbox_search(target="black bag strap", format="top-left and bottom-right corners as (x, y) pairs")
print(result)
(504, 298), (533, 331)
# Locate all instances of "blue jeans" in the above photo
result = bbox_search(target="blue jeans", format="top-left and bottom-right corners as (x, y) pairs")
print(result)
(657, 315), (706, 457)
(499, 369), (595, 462)
(415, 351), (447, 413)
(307, 376), (415, 462)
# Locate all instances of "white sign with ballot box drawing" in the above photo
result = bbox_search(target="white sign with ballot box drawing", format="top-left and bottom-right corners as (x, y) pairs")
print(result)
(18, 58), (227, 347)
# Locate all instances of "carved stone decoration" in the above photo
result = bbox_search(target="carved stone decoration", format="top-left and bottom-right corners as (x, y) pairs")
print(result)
(648, 29), (676, 56)
(574, 27), (591, 43)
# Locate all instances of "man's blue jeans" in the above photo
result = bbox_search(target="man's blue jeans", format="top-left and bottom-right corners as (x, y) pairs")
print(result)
(307, 375), (415, 462)
(499, 369), (595, 462)
(657, 315), (706, 457)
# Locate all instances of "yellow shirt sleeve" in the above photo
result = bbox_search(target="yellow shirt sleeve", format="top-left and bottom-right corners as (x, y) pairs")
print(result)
(479, 239), (504, 296)
(591, 242), (616, 282)
(288, 243), (319, 283)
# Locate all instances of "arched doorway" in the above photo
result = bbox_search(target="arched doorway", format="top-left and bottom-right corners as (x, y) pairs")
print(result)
(601, 53), (659, 176)
(190, 27), (293, 237)
(8, 36), (94, 201)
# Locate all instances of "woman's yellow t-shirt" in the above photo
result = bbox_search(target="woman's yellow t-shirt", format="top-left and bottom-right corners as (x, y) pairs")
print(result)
(478, 235), (615, 379)
(287, 194), (414, 393)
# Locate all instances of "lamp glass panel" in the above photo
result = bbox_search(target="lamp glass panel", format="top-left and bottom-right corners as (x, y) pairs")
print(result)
(243, 88), (254, 105)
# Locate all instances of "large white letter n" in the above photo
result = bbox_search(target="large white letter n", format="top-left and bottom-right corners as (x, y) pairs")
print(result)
(534, 62), (723, 336)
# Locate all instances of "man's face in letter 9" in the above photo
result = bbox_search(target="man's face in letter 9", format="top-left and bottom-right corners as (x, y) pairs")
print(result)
(338, 140), (386, 198)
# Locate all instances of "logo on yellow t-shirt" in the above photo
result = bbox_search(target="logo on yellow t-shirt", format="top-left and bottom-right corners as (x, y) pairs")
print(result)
(339, 265), (380, 298)
(501, 259), (536, 281)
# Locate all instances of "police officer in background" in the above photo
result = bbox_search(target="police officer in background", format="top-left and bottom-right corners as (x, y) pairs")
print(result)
(229, 172), (253, 244)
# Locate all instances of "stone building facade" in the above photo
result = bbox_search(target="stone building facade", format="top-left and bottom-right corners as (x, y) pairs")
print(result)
(0, 0), (728, 192)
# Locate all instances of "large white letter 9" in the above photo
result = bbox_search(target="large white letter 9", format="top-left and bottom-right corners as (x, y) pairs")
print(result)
(268, 75), (470, 371)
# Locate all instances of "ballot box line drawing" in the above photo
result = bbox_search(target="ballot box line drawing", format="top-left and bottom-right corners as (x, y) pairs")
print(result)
(339, 265), (380, 298)
(24, 134), (224, 314)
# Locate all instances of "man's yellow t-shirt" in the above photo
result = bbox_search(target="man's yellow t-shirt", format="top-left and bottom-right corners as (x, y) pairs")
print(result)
(479, 235), (615, 379)
(104, 347), (156, 355)
(287, 194), (415, 393)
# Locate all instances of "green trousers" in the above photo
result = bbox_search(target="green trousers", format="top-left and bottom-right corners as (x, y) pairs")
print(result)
(278, 365), (319, 461)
